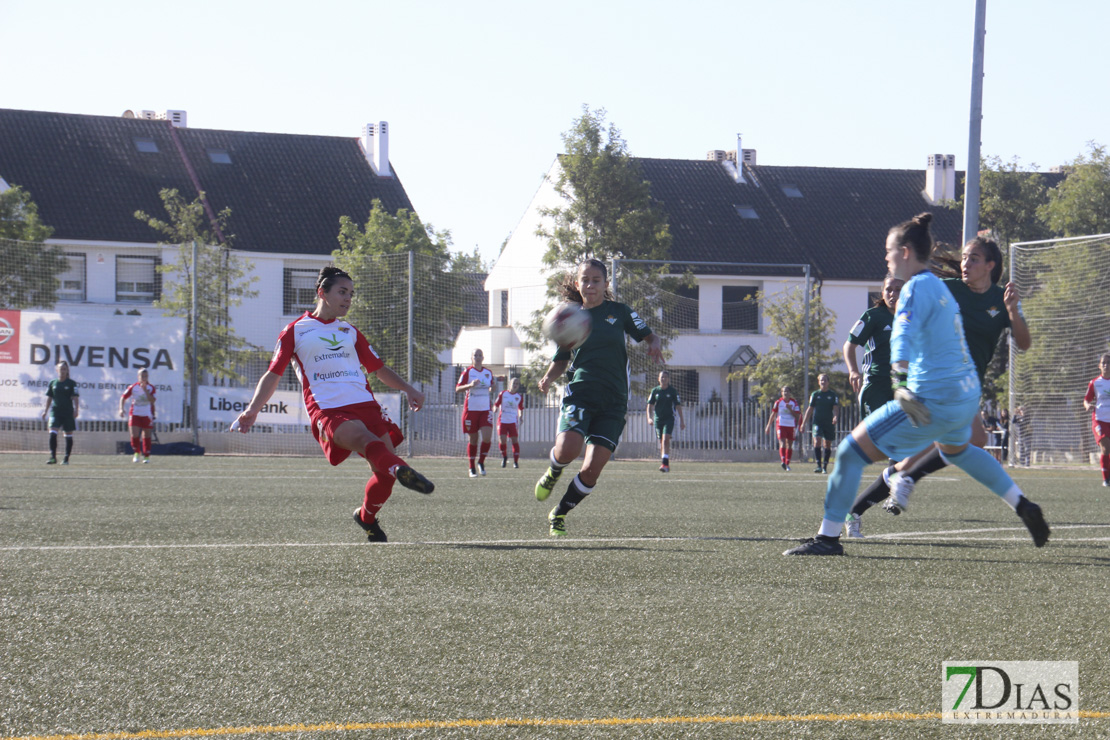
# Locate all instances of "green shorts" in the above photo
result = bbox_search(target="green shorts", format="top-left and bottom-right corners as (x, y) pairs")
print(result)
(859, 380), (894, 417)
(48, 415), (77, 433)
(812, 422), (836, 441)
(557, 383), (627, 452)
(653, 416), (675, 439)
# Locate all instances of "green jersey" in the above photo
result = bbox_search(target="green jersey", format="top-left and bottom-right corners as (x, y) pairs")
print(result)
(648, 385), (682, 420)
(553, 300), (653, 401)
(847, 305), (895, 379)
(46, 378), (79, 420)
(807, 389), (839, 425)
(943, 278), (1011, 383)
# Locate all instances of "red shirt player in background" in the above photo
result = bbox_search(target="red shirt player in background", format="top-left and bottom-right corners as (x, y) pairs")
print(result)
(456, 348), (496, 478)
(494, 376), (524, 468)
(119, 368), (156, 463)
(1083, 353), (1110, 487)
(764, 385), (801, 471)
(233, 266), (434, 543)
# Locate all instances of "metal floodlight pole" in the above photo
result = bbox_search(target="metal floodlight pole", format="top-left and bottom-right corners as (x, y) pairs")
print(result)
(963, 0), (988, 246)
(407, 250), (415, 456)
(190, 239), (199, 446)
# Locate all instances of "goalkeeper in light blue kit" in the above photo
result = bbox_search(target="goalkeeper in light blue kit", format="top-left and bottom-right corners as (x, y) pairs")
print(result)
(785, 213), (1050, 555)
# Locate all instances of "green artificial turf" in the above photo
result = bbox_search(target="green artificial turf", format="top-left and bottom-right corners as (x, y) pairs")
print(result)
(1, 455), (1107, 739)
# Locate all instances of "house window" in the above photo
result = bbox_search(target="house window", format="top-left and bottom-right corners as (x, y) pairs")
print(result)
(283, 268), (318, 314)
(500, 290), (509, 327)
(722, 286), (759, 332)
(781, 184), (803, 198)
(134, 138), (159, 153)
(734, 204), (759, 219)
(116, 256), (161, 303)
(663, 284), (699, 330)
(57, 253), (87, 302)
(207, 148), (232, 164)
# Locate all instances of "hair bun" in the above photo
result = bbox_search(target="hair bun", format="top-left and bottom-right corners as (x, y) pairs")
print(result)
(913, 212), (933, 226)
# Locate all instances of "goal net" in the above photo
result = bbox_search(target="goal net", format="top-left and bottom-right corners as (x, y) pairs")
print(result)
(1009, 233), (1110, 466)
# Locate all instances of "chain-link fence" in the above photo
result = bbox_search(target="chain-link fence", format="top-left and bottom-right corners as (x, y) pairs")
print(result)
(3, 240), (857, 461)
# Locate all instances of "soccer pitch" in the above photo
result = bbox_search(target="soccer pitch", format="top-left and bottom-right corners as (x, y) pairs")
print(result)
(2, 454), (1108, 739)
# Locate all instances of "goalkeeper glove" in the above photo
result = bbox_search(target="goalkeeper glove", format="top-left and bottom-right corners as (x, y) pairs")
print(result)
(892, 370), (930, 427)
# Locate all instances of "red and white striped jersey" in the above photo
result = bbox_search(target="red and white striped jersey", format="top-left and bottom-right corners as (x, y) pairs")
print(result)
(458, 366), (494, 412)
(121, 382), (156, 417)
(495, 391), (523, 424)
(772, 397), (800, 427)
(1086, 376), (1110, 422)
(268, 312), (384, 415)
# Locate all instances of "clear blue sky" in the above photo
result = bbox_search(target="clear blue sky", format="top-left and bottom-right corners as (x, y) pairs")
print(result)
(3, 0), (1107, 264)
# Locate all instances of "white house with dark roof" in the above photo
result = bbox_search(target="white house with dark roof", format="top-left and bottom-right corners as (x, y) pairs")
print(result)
(0, 108), (412, 353)
(478, 140), (968, 407)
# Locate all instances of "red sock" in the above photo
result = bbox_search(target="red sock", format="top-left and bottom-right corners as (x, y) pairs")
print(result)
(467, 443), (476, 467)
(779, 448), (786, 464)
(1102, 453), (1110, 481)
(512, 442), (520, 462)
(479, 441), (491, 464)
(499, 442), (506, 458)
(361, 472), (396, 523)
(785, 447), (793, 464)
(363, 441), (405, 475)
(131, 436), (141, 454)
(141, 437), (151, 456)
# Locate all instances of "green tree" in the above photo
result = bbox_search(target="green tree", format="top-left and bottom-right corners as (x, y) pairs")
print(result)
(135, 189), (258, 381)
(527, 107), (673, 392)
(729, 285), (840, 402)
(0, 185), (66, 309)
(1039, 142), (1110, 236)
(537, 106), (671, 268)
(333, 200), (466, 388)
(954, 156), (1052, 249)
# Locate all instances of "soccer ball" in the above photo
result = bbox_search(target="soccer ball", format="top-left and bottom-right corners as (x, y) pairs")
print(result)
(542, 302), (592, 349)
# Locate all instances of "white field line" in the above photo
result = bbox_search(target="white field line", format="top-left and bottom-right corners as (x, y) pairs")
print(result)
(3, 525), (1110, 553)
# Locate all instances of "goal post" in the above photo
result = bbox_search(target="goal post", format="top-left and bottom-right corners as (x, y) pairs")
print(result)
(1009, 233), (1110, 466)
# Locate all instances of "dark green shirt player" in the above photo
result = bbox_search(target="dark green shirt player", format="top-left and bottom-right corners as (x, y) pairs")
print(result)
(41, 361), (79, 464)
(647, 370), (685, 472)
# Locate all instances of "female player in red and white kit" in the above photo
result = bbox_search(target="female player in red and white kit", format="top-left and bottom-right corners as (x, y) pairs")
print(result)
(119, 368), (156, 463)
(764, 385), (801, 471)
(456, 349), (495, 477)
(1084, 353), (1110, 487)
(233, 266), (434, 542)
(494, 377), (524, 468)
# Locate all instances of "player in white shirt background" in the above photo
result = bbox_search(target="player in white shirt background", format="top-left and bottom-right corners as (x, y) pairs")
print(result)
(233, 266), (434, 543)
(764, 386), (801, 471)
(456, 348), (496, 477)
(1083, 353), (1110, 486)
(494, 377), (524, 468)
(120, 368), (157, 463)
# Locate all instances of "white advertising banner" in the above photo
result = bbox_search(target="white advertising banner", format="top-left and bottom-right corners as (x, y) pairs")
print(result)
(197, 386), (403, 429)
(0, 309), (186, 422)
(198, 386), (309, 426)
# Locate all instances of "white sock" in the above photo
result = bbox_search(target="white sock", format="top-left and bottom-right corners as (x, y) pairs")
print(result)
(819, 518), (843, 538)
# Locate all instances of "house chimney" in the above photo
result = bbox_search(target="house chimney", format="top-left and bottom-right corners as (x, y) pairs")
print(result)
(361, 122), (392, 177)
(924, 154), (956, 204)
(135, 109), (187, 127)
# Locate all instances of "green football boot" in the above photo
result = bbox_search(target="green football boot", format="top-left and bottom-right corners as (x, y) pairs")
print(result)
(548, 507), (568, 537)
(534, 466), (563, 501)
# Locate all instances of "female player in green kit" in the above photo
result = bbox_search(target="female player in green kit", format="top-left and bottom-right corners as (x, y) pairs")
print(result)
(534, 258), (664, 536)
